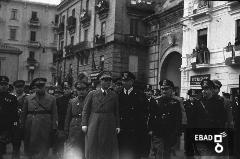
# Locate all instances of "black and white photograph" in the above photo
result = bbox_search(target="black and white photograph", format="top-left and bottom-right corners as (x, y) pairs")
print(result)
(0, 0), (240, 159)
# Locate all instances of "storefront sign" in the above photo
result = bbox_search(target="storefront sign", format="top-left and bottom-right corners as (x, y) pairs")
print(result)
(190, 74), (210, 85)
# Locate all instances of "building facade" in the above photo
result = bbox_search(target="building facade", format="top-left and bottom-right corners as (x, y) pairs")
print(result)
(181, 0), (240, 98)
(0, 0), (57, 85)
(55, 0), (159, 87)
(144, 0), (183, 93)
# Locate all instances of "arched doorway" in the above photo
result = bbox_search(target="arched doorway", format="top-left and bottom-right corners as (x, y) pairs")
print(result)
(160, 51), (182, 95)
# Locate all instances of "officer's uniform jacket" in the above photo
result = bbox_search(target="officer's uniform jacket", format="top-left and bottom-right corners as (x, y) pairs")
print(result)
(149, 96), (182, 138)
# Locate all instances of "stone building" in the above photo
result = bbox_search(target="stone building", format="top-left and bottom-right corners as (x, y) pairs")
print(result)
(181, 0), (240, 98)
(144, 0), (183, 93)
(55, 0), (159, 87)
(0, 0), (57, 85)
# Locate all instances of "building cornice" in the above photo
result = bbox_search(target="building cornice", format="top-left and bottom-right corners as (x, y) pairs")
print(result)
(11, 0), (57, 7)
(57, 0), (77, 11)
(0, 43), (22, 55)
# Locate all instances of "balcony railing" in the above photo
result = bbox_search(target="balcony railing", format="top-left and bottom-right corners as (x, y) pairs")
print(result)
(95, 35), (105, 45)
(189, 46), (210, 70)
(28, 41), (41, 48)
(27, 57), (37, 65)
(80, 10), (91, 27)
(26, 57), (38, 70)
(124, 34), (147, 46)
(66, 16), (76, 32)
(95, 0), (109, 18)
(72, 41), (91, 53)
(64, 44), (74, 57)
(192, 0), (211, 17)
(224, 42), (240, 65)
(126, 0), (155, 15)
(57, 22), (65, 34)
(29, 18), (40, 27)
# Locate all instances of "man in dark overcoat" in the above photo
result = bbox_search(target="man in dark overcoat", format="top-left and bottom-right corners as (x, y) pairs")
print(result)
(118, 71), (150, 159)
(82, 71), (120, 159)
(0, 76), (18, 159)
(12, 80), (28, 159)
(20, 78), (58, 159)
(148, 79), (182, 159)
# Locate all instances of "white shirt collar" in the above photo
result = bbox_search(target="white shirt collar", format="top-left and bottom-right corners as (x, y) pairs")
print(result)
(124, 87), (133, 95)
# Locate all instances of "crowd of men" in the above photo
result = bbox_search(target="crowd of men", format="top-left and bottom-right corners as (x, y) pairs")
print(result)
(0, 71), (240, 159)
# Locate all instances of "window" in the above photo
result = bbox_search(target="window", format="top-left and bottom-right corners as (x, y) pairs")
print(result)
(86, 0), (90, 12)
(10, 9), (17, 20)
(9, 28), (17, 40)
(130, 19), (139, 35)
(29, 51), (35, 59)
(99, 55), (104, 70)
(71, 36), (74, 45)
(54, 15), (59, 24)
(197, 28), (207, 48)
(60, 41), (64, 50)
(101, 21), (106, 36)
(84, 29), (88, 41)
(30, 31), (36, 42)
(62, 15), (65, 23)
(236, 19), (240, 44)
(31, 11), (38, 19)
(72, 9), (75, 17)
(28, 70), (34, 81)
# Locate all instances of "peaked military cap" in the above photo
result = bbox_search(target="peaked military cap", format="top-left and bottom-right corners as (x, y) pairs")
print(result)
(32, 78), (47, 86)
(0, 76), (9, 84)
(13, 80), (25, 87)
(97, 71), (112, 80)
(200, 79), (215, 89)
(159, 79), (174, 88)
(212, 79), (222, 88)
(121, 71), (136, 81)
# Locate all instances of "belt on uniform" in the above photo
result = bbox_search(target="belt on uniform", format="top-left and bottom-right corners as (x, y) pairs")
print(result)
(27, 110), (51, 114)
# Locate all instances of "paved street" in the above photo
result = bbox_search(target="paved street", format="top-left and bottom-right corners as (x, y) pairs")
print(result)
(2, 134), (186, 159)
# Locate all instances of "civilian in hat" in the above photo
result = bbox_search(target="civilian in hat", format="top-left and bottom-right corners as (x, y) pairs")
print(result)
(212, 79), (233, 128)
(12, 80), (28, 159)
(118, 71), (149, 159)
(82, 71), (120, 159)
(20, 77), (58, 159)
(64, 79), (89, 159)
(0, 76), (18, 159)
(188, 79), (227, 157)
(148, 79), (182, 159)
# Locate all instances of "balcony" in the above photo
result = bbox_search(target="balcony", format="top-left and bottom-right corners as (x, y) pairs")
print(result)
(80, 10), (91, 28)
(66, 16), (76, 34)
(28, 41), (41, 48)
(57, 22), (65, 34)
(95, 0), (109, 20)
(224, 42), (240, 66)
(72, 41), (91, 53)
(124, 34), (147, 46)
(26, 57), (38, 70)
(51, 21), (58, 32)
(64, 44), (74, 58)
(191, 0), (211, 20)
(95, 35), (105, 46)
(28, 18), (40, 28)
(126, 0), (155, 17)
(190, 46), (210, 70)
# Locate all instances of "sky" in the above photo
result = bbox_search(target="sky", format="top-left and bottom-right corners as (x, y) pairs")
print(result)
(27, 0), (61, 5)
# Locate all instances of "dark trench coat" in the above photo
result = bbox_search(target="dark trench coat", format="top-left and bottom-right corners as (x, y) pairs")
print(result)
(82, 89), (120, 159)
(21, 93), (58, 158)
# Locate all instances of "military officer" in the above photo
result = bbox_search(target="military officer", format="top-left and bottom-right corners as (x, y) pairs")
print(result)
(148, 79), (182, 159)
(20, 78), (58, 159)
(12, 80), (28, 159)
(118, 71), (149, 159)
(0, 76), (18, 159)
(64, 78), (89, 159)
